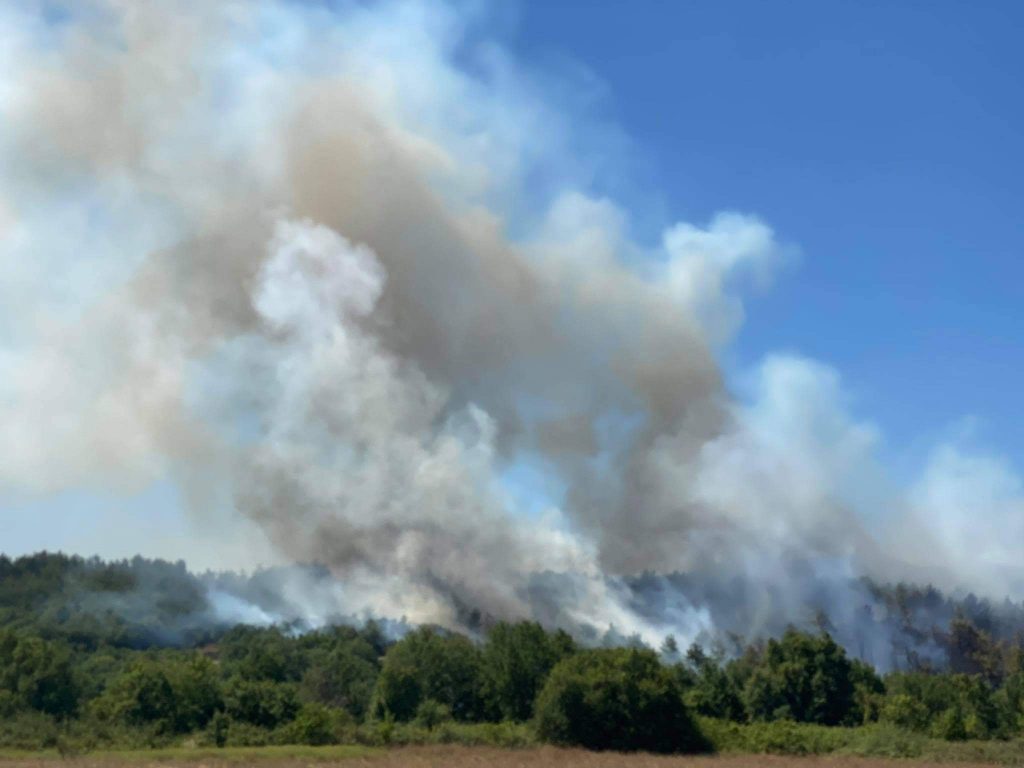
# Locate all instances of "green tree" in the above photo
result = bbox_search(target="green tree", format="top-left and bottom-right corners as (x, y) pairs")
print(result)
(682, 644), (745, 721)
(0, 632), (78, 718)
(948, 617), (1002, 685)
(743, 630), (856, 725)
(219, 627), (303, 683)
(92, 660), (177, 731)
(371, 627), (484, 722)
(166, 655), (222, 731)
(882, 671), (1010, 739)
(534, 647), (708, 753)
(849, 658), (885, 723)
(371, 658), (420, 722)
(299, 646), (378, 720)
(661, 634), (680, 659)
(480, 621), (575, 721)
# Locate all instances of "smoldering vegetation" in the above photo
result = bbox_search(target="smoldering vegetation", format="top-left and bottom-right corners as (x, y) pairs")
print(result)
(3, 552), (1021, 677)
(0, 552), (406, 648)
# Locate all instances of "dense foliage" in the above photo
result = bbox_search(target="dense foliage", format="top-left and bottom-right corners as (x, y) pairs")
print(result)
(534, 648), (707, 752)
(6, 552), (1024, 754)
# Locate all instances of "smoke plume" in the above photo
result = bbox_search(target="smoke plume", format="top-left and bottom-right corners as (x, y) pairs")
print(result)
(1, 0), (1021, 651)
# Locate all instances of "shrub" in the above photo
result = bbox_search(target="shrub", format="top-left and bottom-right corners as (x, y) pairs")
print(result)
(352, 720), (535, 748)
(0, 711), (59, 750)
(209, 710), (229, 747)
(933, 705), (968, 741)
(534, 647), (709, 753)
(414, 698), (451, 730)
(846, 722), (927, 758)
(222, 677), (299, 729)
(221, 719), (273, 747)
(702, 718), (851, 755)
(275, 702), (352, 745)
(883, 672), (1010, 740)
(880, 692), (931, 732)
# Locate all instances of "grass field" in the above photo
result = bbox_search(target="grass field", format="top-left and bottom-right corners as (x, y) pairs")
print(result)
(6, 721), (1024, 767)
(0, 745), (380, 765)
(1, 746), (1024, 768)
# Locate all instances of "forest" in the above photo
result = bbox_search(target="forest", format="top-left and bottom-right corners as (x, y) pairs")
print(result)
(4, 552), (1024, 755)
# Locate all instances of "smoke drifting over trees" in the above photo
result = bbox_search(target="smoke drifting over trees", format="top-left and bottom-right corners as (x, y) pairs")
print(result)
(7, 553), (1024, 753)
(1, 1), (1023, 649)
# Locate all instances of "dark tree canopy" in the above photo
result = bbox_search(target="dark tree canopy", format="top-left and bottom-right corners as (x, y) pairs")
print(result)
(371, 627), (484, 722)
(2, 553), (1024, 752)
(742, 629), (859, 725)
(481, 621), (575, 721)
(535, 647), (708, 753)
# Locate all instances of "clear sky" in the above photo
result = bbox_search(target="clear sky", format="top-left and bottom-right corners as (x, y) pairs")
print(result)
(512, 0), (1024, 473)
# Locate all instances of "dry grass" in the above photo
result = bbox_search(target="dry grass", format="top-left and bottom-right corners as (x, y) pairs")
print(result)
(337, 749), (1023, 768)
(0, 747), (1013, 768)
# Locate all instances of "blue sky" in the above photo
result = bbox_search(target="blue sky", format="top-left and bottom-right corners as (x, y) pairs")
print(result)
(513, 0), (1024, 473)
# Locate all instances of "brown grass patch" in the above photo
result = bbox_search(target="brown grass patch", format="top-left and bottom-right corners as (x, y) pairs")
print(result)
(0, 747), (1013, 768)
(343, 749), (1007, 768)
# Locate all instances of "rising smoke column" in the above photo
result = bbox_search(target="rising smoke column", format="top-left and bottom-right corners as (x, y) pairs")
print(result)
(1, 0), (1021, 648)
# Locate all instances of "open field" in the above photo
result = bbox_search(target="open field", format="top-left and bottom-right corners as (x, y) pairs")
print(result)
(3, 747), (1024, 768)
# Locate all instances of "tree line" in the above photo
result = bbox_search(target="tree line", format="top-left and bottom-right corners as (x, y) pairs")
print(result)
(6, 612), (1024, 751)
(6, 553), (1024, 753)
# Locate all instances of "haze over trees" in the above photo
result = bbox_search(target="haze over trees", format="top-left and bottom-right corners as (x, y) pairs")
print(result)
(4, 553), (1024, 753)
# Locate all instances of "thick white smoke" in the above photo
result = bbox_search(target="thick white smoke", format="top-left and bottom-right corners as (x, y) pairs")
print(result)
(1, 0), (1021, 648)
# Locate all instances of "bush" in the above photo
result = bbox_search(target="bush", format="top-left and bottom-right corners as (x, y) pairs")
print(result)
(0, 710), (59, 750)
(274, 702), (352, 745)
(222, 677), (299, 729)
(700, 716), (1024, 761)
(414, 698), (451, 730)
(217, 718), (273, 747)
(933, 705), (968, 741)
(534, 647), (709, 753)
(352, 720), (535, 748)
(883, 672), (1010, 740)
(845, 722), (927, 758)
(880, 692), (931, 732)
(701, 718), (851, 755)
(209, 710), (230, 747)
(430, 720), (536, 747)
(701, 717), (931, 758)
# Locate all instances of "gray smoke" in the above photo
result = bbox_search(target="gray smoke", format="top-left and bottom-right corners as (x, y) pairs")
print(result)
(1, 0), (1022, 650)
